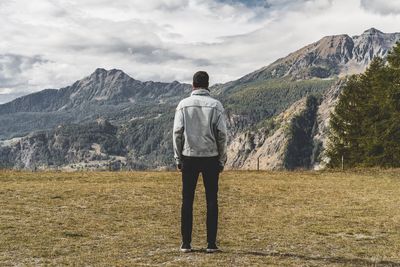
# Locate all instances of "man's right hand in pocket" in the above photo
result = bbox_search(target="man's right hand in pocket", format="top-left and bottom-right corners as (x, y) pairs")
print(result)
(177, 163), (182, 172)
(218, 165), (224, 173)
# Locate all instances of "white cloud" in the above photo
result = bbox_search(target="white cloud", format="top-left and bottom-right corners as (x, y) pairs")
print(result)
(0, 88), (14, 95)
(0, 0), (400, 103)
(361, 0), (400, 15)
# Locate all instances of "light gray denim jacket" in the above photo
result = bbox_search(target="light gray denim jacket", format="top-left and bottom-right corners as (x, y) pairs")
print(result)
(173, 88), (227, 167)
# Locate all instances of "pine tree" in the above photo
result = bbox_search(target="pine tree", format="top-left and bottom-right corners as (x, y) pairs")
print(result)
(327, 42), (400, 168)
(387, 41), (400, 68)
(382, 41), (400, 166)
(326, 75), (366, 167)
(359, 57), (388, 166)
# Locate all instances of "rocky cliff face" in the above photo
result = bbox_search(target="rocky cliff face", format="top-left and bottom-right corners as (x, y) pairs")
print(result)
(225, 79), (345, 171)
(310, 80), (344, 170)
(226, 95), (322, 170)
(226, 98), (307, 170)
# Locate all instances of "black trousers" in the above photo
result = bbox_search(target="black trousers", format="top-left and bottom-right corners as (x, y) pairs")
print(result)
(181, 155), (220, 245)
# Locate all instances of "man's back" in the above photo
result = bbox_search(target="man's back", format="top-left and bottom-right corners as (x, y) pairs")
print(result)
(174, 88), (226, 163)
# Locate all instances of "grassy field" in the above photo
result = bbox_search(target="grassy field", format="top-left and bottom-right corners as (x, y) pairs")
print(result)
(0, 169), (399, 266)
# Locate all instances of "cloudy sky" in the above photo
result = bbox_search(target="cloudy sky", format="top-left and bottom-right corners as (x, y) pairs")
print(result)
(0, 0), (400, 103)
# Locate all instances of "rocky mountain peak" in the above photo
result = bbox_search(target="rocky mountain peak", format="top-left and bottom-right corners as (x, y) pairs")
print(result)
(307, 34), (354, 62)
(65, 68), (139, 105)
(87, 68), (130, 83)
(361, 27), (384, 36)
(236, 28), (400, 83)
(94, 67), (107, 73)
(349, 28), (400, 69)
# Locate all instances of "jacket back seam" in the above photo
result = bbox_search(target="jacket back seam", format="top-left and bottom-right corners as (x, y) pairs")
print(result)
(177, 105), (223, 113)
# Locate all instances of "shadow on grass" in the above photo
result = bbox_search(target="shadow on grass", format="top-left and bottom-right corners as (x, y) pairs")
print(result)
(238, 250), (400, 266)
(185, 248), (226, 254)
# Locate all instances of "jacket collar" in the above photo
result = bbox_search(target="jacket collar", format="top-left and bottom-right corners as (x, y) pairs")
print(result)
(191, 88), (210, 96)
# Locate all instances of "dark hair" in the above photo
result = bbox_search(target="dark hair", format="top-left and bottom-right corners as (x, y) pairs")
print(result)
(193, 71), (209, 89)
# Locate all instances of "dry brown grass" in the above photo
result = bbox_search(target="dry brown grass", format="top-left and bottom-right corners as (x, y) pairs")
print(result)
(0, 169), (399, 266)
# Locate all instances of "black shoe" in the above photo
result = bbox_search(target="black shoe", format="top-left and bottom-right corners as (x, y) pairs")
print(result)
(180, 242), (192, 253)
(206, 243), (220, 253)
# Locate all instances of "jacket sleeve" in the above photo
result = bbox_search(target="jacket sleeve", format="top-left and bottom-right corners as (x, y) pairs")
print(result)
(173, 106), (184, 165)
(216, 109), (228, 167)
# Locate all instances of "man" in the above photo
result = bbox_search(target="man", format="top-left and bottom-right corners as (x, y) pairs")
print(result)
(173, 71), (227, 253)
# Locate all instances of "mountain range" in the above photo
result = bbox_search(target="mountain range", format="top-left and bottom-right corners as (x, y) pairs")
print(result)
(0, 28), (399, 170)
